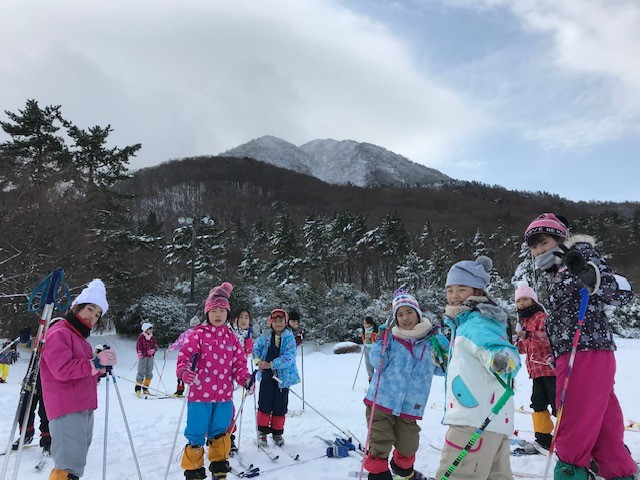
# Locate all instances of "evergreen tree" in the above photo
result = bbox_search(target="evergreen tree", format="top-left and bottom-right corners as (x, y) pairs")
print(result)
(269, 202), (302, 285)
(472, 228), (488, 258)
(397, 250), (427, 292)
(66, 123), (141, 188)
(0, 99), (70, 184)
(302, 214), (331, 285)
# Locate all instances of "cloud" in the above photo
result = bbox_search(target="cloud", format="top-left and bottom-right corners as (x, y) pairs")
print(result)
(441, 0), (640, 148)
(0, 0), (482, 170)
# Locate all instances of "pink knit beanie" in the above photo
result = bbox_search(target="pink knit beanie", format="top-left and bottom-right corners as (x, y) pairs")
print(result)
(524, 213), (569, 243)
(204, 282), (233, 314)
(514, 281), (539, 305)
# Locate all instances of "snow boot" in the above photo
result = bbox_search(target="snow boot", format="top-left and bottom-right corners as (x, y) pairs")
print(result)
(48, 469), (79, 480)
(257, 433), (267, 447)
(142, 377), (151, 395)
(390, 457), (427, 480)
(272, 434), (284, 447)
(12, 433), (33, 450)
(207, 434), (231, 479)
(554, 460), (595, 480)
(209, 461), (230, 479)
(135, 383), (143, 397)
(182, 444), (206, 480)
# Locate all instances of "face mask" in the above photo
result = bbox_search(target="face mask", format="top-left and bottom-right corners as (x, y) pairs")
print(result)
(534, 246), (563, 271)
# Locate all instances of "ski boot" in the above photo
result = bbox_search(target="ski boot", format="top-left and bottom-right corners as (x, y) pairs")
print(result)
(229, 434), (237, 457)
(40, 435), (51, 455)
(368, 472), (393, 480)
(209, 461), (230, 479)
(12, 433), (33, 450)
(257, 433), (268, 447)
(554, 460), (595, 480)
(49, 469), (79, 479)
(272, 434), (284, 447)
(390, 457), (429, 480)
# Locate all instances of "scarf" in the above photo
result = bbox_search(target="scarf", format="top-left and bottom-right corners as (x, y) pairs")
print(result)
(143, 332), (153, 341)
(64, 311), (92, 338)
(391, 318), (433, 341)
(517, 303), (544, 322)
(444, 295), (489, 320)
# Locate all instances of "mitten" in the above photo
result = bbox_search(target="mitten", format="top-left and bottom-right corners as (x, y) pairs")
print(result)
(94, 349), (117, 367)
(182, 369), (198, 385)
(147, 348), (156, 356)
(137, 352), (143, 359)
(245, 371), (258, 395)
(490, 351), (517, 374)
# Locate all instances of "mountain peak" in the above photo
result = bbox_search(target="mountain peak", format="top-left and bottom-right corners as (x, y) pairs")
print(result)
(223, 136), (450, 187)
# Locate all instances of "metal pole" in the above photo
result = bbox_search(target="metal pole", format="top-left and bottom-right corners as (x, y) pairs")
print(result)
(190, 225), (196, 305)
(103, 375), (110, 480)
(351, 347), (366, 390)
(110, 374), (143, 480)
(301, 342), (305, 411)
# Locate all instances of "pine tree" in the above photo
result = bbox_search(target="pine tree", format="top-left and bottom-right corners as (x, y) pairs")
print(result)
(66, 123), (141, 188)
(397, 250), (427, 292)
(472, 228), (488, 258)
(0, 99), (70, 185)
(302, 214), (331, 286)
(269, 202), (302, 285)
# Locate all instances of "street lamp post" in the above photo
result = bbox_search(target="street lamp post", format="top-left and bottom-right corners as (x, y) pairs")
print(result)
(178, 216), (215, 321)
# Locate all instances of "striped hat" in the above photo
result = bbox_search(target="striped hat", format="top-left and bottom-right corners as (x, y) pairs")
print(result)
(392, 289), (423, 321)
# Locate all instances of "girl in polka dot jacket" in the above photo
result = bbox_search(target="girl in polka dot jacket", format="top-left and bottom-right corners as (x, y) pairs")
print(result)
(176, 282), (255, 480)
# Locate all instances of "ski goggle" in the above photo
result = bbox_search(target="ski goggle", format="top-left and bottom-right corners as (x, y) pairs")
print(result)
(269, 309), (288, 321)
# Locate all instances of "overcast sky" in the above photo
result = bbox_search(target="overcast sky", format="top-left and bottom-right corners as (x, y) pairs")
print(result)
(1, 0), (638, 202)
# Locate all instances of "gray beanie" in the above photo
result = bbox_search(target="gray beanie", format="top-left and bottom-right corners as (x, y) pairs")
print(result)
(445, 256), (493, 290)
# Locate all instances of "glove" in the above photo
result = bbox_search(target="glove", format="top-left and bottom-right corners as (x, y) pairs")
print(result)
(564, 250), (586, 275)
(429, 334), (449, 369)
(182, 369), (198, 385)
(137, 352), (143, 359)
(147, 348), (156, 356)
(326, 444), (350, 458)
(245, 371), (257, 395)
(94, 349), (117, 368)
(376, 324), (388, 340)
(547, 355), (556, 369)
(490, 351), (517, 375)
(335, 437), (356, 452)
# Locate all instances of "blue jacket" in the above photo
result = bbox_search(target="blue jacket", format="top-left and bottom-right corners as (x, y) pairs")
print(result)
(253, 328), (300, 389)
(364, 327), (444, 420)
(442, 303), (521, 435)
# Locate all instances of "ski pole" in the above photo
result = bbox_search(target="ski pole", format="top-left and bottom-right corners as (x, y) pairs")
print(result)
(164, 353), (199, 480)
(154, 360), (168, 393)
(0, 337), (20, 356)
(103, 371), (110, 480)
(440, 374), (514, 480)
(271, 375), (363, 447)
(1, 268), (70, 480)
(351, 347), (366, 390)
(110, 373), (143, 480)
(114, 375), (177, 398)
(300, 340), (305, 411)
(357, 316), (393, 480)
(542, 288), (590, 480)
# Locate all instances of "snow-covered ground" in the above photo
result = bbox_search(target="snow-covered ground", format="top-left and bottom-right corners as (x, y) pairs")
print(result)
(1, 335), (638, 479)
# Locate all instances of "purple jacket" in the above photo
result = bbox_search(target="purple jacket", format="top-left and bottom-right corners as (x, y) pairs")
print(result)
(40, 319), (99, 420)
(176, 323), (250, 403)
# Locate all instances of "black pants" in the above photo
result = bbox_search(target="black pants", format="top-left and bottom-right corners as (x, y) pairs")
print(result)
(531, 376), (557, 416)
(258, 372), (289, 418)
(18, 376), (50, 445)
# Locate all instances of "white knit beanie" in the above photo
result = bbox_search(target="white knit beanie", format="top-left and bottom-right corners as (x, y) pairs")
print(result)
(72, 279), (109, 316)
(141, 322), (153, 332)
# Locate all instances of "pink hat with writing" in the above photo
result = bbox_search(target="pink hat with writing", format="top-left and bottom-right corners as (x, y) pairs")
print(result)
(524, 213), (569, 244)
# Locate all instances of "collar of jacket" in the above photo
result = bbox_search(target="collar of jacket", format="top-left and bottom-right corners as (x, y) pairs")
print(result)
(564, 234), (596, 249)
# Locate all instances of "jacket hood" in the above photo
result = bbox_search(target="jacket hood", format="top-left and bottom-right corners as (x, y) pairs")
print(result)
(475, 303), (509, 326)
(564, 234), (596, 249)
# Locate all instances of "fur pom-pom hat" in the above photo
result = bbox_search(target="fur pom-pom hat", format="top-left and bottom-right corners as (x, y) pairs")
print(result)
(204, 282), (233, 314)
(392, 289), (423, 321)
(72, 279), (109, 316)
(514, 280), (540, 305)
(445, 256), (493, 290)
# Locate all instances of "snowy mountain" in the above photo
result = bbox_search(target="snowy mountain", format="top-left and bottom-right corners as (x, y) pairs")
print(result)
(222, 135), (450, 187)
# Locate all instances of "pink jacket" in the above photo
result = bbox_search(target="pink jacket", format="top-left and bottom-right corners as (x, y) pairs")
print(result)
(40, 319), (99, 420)
(176, 323), (250, 403)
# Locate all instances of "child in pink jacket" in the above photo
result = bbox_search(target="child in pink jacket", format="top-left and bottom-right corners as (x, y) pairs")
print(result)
(176, 282), (255, 480)
(40, 279), (117, 480)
